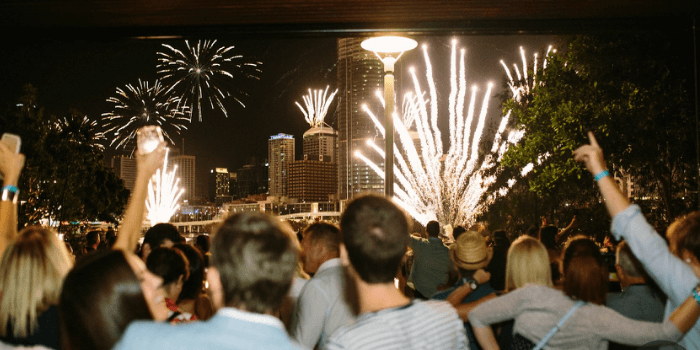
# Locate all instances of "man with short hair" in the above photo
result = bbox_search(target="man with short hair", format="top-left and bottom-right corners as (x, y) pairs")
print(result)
(115, 212), (305, 350)
(140, 223), (180, 262)
(83, 230), (101, 256)
(291, 222), (354, 349)
(606, 240), (665, 350)
(409, 220), (451, 299)
(326, 195), (466, 350)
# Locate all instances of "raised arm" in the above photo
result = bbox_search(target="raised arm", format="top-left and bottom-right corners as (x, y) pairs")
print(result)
(574, 132), (698, 304)
(113, 144), (165, 252)
(0, 142), (25, 254)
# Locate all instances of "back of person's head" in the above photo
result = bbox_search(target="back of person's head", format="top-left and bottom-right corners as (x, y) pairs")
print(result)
(303, 222), (341, 255)
(492, 230), (510, 247)
(616, 240), (647, 279)
(105, 229), (116, 241)
(146, 247), (189, 287)
(142, 223), (180, 249)
(0, 226), (72, 339)
(562, 236), (607, 305)
(450, 230), (493, 278)
(340, 195), (409, 284)
(526, 225), (539, 238)
(86, 230), (101, 246)
(211, 212), (297, 313)
(667, 211), (700, 259)
(60, 250), (152, 350)
(195, 234), (211, 252)
(505, 236), (552, 291)
(539, 225), (558, 250)
(426, 221), (440, 237)
(173, 243), (205, 302)
(452, 226), (467, 241)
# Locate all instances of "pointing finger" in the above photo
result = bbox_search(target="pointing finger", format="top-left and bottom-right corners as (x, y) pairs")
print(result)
(588, 131), (599, 148)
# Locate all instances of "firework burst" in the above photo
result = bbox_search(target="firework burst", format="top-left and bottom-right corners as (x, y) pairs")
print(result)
(54, 114), (106, 151)
(295, 86), (338, 128)
(356, 40), (530, 227)
(102, 79), (189, 150)
(157, 40), (262, 121)
(146, 148), (184, 225)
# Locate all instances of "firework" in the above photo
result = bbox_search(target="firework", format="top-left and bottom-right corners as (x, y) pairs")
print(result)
(146, 148), (184, 225)
(102, 79), (189, 150)
(54, 114), (106, 151)
(500, 45), (553, 102)
(157, 40), (262, 121)
(295, 86), (338, 128)
(356, 41), (529, 227)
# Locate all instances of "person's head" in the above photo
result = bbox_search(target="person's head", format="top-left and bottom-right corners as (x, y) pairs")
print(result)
(106, 229), (116, 241)
(505, 236), (552, 291)
(340, 195), (409, 284)
(86, 230), (101, 248)
(146, 247), (190, 301)
(539, 225), (558, 250)
(59, 250), (168, 350)
(526, 226), (539, 238)
(0, 227), (72, 339)
(173, 243), (205, 303)
(562, 236), (607, 305)
(208, 212), (298, 313)
(492, 230), (510, 247)
(141, 223), (180, 261)
(426, 221), (440, 238)
(450, 230), (493, 278)
(667, 211), (700, 277)
(195, 234), (211, 253)
(615, 240), (648, 288)
(452, 226), (467, 241)
(301, 222), (341, 275)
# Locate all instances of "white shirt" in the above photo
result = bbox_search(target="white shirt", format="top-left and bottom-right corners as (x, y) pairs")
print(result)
(291, 258), (355, 349)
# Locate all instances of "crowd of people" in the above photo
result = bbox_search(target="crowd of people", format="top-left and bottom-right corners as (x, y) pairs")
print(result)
(2, 132), (700, 349)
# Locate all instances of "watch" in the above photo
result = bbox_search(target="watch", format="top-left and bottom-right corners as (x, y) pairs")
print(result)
(463, 277), (478, 290)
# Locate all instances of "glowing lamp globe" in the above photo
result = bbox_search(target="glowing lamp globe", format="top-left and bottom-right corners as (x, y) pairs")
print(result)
(361, 36), (417, 54)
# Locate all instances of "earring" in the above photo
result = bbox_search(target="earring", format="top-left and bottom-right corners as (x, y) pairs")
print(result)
(686, 258), (692, 264)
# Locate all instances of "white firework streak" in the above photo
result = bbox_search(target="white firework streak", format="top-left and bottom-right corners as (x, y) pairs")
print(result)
(146, 148), (185, 225)
(500, 45), (553, 103)
(295, 86), (338, 128)
(102, 79), (189, 150)
(355, 41), (526, 227)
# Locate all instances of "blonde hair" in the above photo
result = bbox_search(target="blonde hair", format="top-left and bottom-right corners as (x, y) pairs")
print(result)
(0, 226), (73, 338)
(505, 236), (553, 291)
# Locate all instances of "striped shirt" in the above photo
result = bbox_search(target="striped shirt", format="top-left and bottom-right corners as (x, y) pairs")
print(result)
(325, 300), (467, 350)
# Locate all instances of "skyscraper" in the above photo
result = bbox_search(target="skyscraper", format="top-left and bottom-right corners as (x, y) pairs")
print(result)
(111, 156), (137, 192)
(170, 154), (196, 201)
(268, 133), (295, 197)
(288, 126), (338, 202)
(337, 38), (385, 200)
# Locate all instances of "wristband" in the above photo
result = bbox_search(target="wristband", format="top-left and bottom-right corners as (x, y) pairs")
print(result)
(693, 286), (700, 306)
(593, 170), (610, 182)
(1, 186), (19, 204)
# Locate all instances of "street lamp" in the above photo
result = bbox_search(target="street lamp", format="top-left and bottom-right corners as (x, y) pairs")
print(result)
(361, 36), (417, 198)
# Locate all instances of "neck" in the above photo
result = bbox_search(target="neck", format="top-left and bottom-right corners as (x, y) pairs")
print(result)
(356, 279), (409, 314)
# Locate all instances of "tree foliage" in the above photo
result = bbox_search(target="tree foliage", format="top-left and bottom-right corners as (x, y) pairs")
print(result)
(0, 84), (129, 228)
(500, 33), (696, 225)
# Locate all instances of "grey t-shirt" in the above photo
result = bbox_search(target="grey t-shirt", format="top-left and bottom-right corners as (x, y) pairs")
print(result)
(469, 284), (681, 350)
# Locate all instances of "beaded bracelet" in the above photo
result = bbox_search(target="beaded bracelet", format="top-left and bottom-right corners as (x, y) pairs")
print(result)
(594, 170), (610, 182)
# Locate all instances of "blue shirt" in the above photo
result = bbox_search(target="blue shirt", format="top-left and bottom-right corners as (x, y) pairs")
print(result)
(612, 205), (700, 350)
(433, 280), (497, 350)
(114, 308), (307, 350)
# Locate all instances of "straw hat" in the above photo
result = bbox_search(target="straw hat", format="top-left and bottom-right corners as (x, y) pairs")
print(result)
(450, 230), (493, 270)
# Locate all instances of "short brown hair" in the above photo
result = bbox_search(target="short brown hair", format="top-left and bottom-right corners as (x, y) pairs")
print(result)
(616, 241), (647, 279)
(562, 236), (607, 305)
(667, 211), (700, 259)
(303, 222), (341, 254)
(211, 212), (298, 313)
(340, 195), (409, 284)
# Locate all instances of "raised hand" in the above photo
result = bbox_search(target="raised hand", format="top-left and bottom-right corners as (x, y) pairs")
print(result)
(136, 143), (166, 179)
(0, 142), (25, 185)
(573, 131), (607, 176)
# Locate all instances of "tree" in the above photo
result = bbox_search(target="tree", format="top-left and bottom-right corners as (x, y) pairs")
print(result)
(499, 33), (696, 226)
(0, 84), (129, 228)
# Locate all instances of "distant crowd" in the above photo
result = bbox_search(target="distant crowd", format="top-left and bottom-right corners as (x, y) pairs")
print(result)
(2, 131), (700, 350)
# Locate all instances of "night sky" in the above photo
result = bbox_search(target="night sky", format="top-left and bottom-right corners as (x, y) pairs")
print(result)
(0, 35), (554, 191)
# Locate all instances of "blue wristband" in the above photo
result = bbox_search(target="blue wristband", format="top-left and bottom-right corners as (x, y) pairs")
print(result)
(693, 287), (700, 306)
(594, 170), (610, 182)
(2, 185), (18, 193)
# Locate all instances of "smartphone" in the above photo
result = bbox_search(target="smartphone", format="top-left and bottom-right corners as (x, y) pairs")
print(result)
(136, 126), (164, 155)
(0, 133), (21, 182)
(1, 133), (21, 154)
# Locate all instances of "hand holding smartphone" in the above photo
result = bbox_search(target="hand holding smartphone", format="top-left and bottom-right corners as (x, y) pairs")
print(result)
(136, 126), (164, 155)
(0, 133), (22, 182)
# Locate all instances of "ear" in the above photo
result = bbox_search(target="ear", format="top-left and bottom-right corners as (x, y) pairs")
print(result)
(142, 243), (152, 262)
(207, 267), (224, 311)
(340, 243), (350, 266)
(177, 274), (185, 288)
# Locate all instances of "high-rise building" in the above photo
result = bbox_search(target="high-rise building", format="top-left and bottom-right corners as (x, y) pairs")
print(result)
(268, 134), (295, 197)
(170, 154), (196, 201)
(337, 38), (386, 200)
(288, 126), (338, 202)
(229, 172), (239, 200)
(236, 160), (269, 199)
(110, 156), (137, 191)
(214, 168), (230, 197)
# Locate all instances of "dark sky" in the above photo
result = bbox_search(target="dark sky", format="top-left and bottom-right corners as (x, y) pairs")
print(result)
(0, 34), (554, 190)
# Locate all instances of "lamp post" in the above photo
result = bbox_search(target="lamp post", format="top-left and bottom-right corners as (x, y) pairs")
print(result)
(361, 36), (417, 198)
